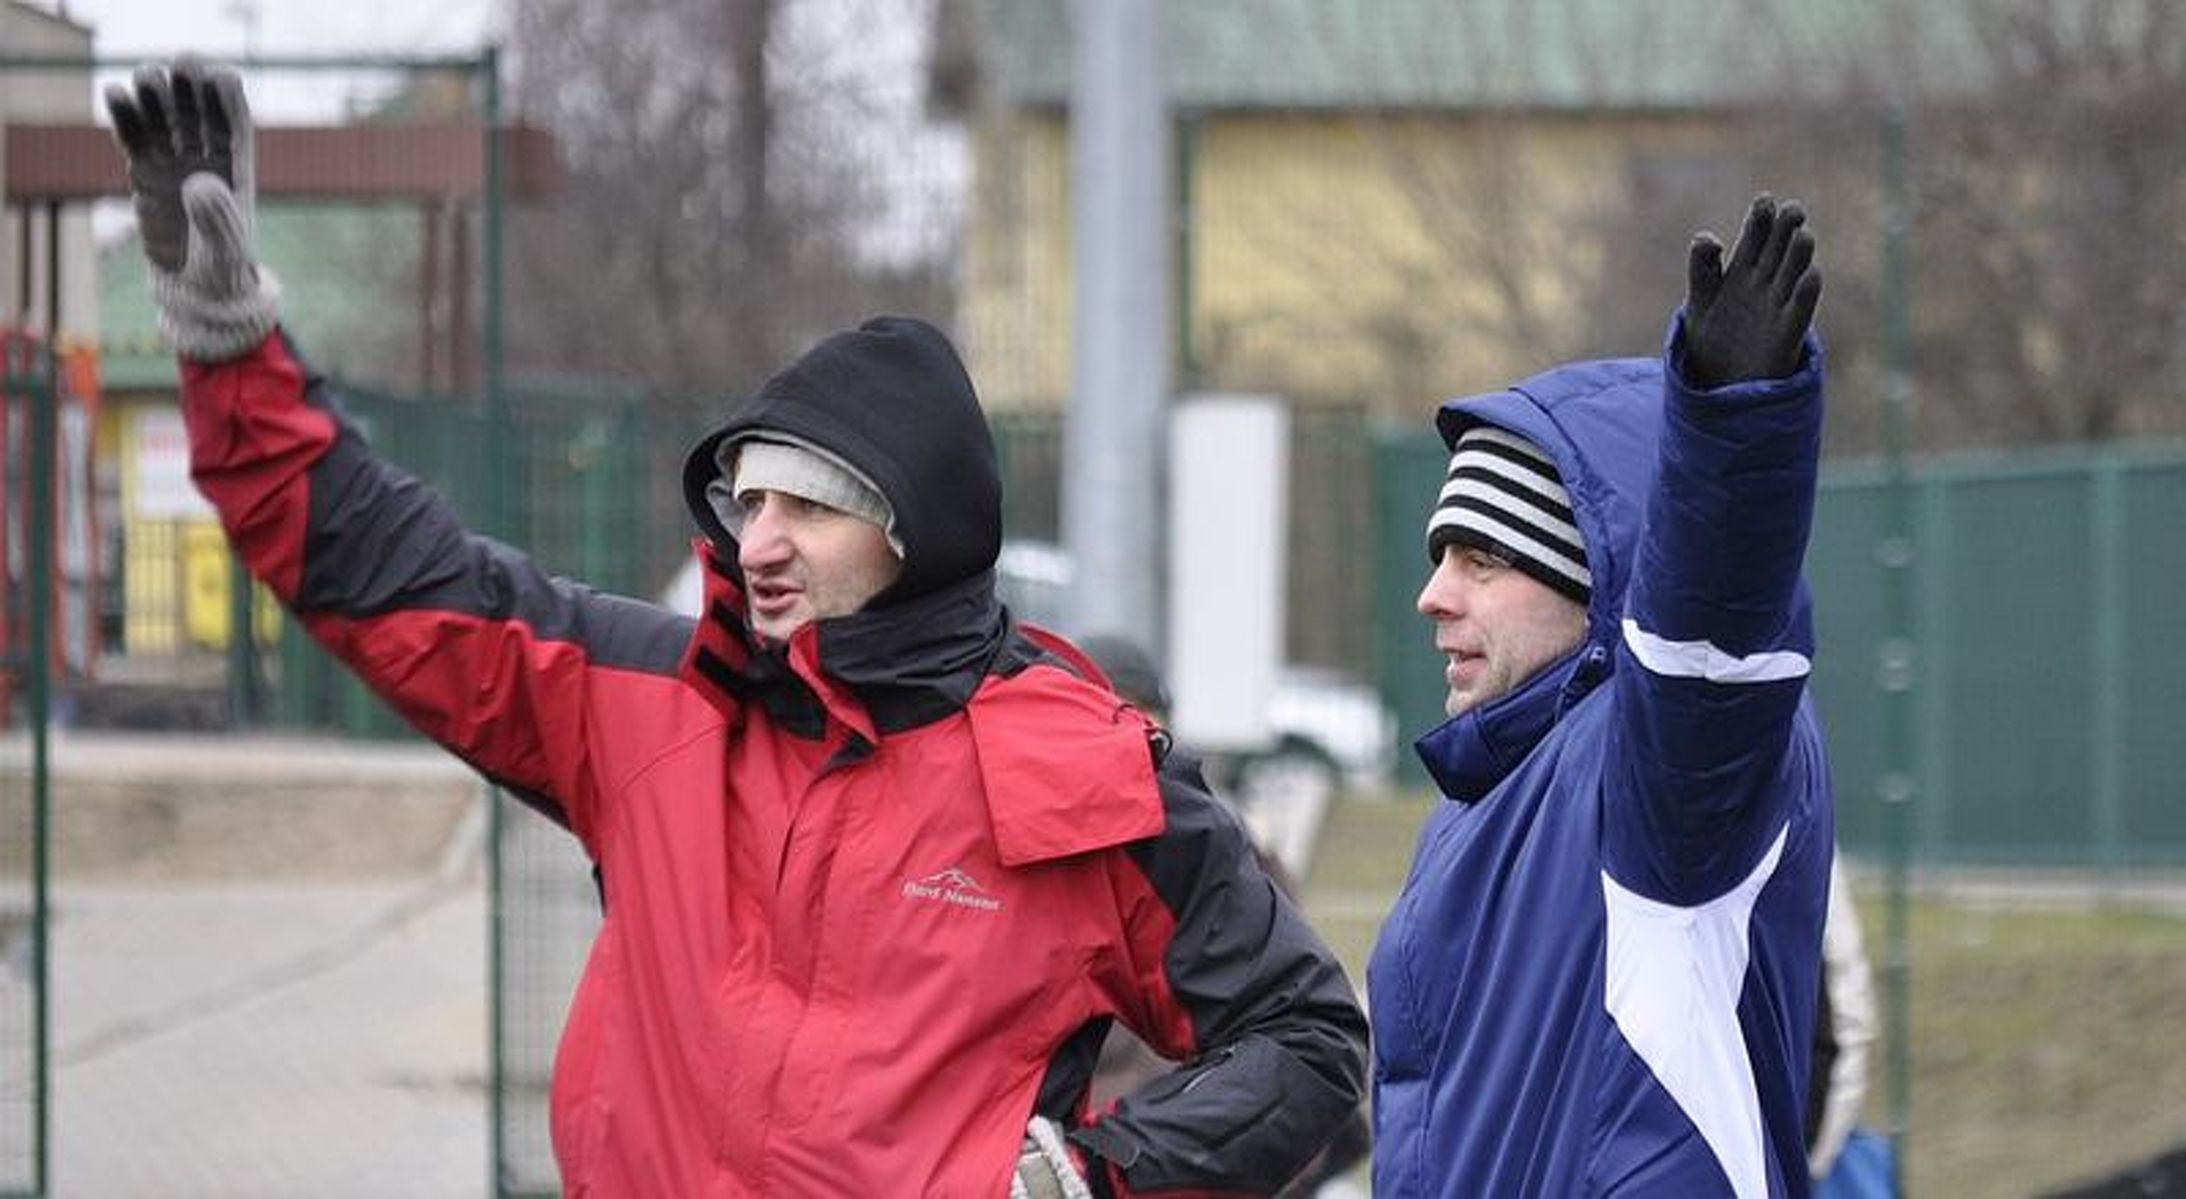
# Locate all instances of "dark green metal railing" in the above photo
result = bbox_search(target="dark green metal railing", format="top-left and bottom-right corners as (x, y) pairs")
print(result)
(2, 332), (57, 1199)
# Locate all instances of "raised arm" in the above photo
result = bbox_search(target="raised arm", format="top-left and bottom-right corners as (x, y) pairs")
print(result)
(107, 61), (692, 848)
(1608, 196), (1829, 903)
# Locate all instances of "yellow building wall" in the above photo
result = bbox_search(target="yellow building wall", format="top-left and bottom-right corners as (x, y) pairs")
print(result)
(113, 400), (280, 654)
(959, 109), (1723, 416)
(962, 119), (1075, 411)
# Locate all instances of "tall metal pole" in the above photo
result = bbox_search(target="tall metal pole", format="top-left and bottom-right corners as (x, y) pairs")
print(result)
(26, 338), (56, 1199)
(1062, 0), (1170, 643)
(484, 44), (510, 540)
(28, 200), (62, 1199)
(480, 46), (511, 1199)
(1877, 105), (1916, 1193)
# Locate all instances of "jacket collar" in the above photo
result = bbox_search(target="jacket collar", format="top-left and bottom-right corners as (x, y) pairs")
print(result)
(1414, 641), (1612, 803)
(681, 547), (1006, 741)
(816, 570), (1006, 731)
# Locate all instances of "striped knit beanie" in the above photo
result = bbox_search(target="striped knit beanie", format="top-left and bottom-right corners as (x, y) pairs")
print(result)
(1425, 425), (1592, 604)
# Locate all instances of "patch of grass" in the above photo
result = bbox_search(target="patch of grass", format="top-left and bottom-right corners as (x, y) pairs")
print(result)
(1890, 897), (2186, 1197)
(1301, 791), (2186, 1197)
(1299, 789), (1432, 981)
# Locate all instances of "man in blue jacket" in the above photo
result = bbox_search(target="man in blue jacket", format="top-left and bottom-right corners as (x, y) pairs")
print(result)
(1368, 196), (1832, 1198)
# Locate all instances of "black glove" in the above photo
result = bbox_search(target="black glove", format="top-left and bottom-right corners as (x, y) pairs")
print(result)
(1682, 194), (1822, 390)
(104, 57), (279, 362)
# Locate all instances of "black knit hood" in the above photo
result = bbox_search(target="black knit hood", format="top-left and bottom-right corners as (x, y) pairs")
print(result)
(682, 315), (1003, 606)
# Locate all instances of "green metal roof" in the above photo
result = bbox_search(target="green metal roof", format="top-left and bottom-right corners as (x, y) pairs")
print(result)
(962, 0), (1979, 113)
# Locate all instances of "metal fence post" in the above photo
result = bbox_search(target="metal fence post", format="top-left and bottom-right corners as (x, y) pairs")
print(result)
(13, 335), (57, 1199)
(2090, 458), (2124, 877)
(477, 43), (517, 1199)
(226, 559), (260, 726)
(1877, 103), (1916, 1190)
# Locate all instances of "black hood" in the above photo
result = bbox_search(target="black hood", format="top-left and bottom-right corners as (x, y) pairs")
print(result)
(682, 315), (1002, 607)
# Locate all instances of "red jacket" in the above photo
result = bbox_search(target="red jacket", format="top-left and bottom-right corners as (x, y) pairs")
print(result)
(181, 332), (1367, 1196)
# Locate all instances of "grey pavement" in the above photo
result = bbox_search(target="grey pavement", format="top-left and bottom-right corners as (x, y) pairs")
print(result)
(53, 866), (490, 1199)
(32, 730), (2184, 1198)
(14, 731), (501, 1199)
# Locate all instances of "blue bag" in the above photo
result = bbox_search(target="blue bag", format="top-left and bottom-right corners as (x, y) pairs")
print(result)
(1816, 1129), (1898, 1199)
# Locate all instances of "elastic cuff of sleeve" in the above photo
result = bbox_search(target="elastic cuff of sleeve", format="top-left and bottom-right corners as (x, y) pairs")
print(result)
(1063, 1127), (1118, 1199)
(154, 264), (283, 363)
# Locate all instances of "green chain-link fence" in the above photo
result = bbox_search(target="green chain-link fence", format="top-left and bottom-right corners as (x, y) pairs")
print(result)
(269, 379), (691, 741)
(1371, 431), (2186, 870)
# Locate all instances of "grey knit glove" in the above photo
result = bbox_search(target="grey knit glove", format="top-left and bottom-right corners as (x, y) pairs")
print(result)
(104, 57), (280, 363)
(1010, 1116), (1093, 1199)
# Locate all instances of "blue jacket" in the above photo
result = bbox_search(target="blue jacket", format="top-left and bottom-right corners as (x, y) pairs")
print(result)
(1368, 317), (1835, 1198)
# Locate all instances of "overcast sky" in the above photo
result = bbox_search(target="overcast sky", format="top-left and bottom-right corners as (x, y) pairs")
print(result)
(38, 0), (960, 263)
(49, 0), (497, 60)
(39, 0), (499, 121)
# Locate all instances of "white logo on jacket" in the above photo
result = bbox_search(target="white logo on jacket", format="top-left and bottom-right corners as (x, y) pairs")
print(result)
(902, 866), (1003, 912)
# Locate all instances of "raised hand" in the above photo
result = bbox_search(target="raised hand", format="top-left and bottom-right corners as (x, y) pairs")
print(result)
(1682, 195), (1822, 390)
(104, 57), (276, 363)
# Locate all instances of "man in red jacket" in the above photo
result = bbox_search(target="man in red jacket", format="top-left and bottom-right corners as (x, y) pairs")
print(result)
(108, 59), (1367, 1198)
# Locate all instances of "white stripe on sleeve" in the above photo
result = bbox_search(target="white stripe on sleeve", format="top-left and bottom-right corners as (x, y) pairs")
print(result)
(1622, 619), (1810, 684)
